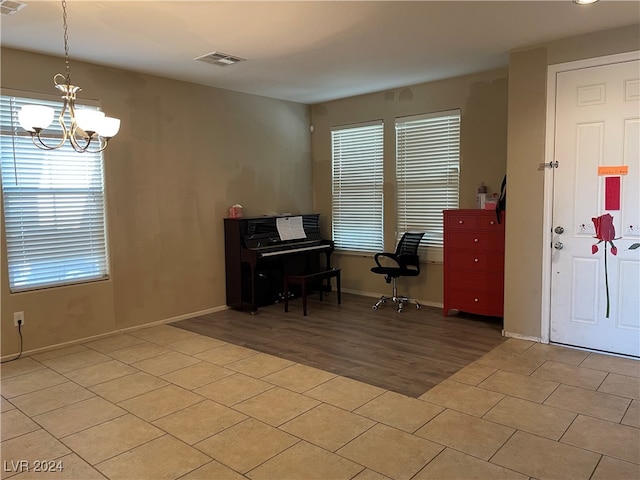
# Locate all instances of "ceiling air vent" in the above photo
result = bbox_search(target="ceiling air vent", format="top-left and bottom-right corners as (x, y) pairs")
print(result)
(1, 0), (27, 16)
(194, 52), (246, 67)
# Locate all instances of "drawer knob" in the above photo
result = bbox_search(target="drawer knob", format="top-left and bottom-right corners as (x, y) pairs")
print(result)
(474, 258), (479, 263)
(458, 220), (464, 224)
(490, 221), (495, 225)
(474, 238), (479, 243)
(474, 298), (479, 302)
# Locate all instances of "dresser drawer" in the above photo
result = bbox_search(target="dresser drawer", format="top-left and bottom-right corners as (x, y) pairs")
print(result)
(478, 215), (504, 230)
(448, 270), (503, 293)
(445, 214), (478, 230)
(447, 232), (504, 252)
(447, 252), (504, 272)
(449, 288), (504, 316)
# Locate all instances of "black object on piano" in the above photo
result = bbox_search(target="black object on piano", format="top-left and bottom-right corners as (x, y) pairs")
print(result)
(224, 214), (334, 313)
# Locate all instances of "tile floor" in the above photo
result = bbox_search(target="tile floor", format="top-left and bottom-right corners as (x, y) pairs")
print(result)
(1, 324), (639, 480)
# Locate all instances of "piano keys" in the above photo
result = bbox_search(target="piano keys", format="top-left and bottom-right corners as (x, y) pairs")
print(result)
(224, 214), (334, 313)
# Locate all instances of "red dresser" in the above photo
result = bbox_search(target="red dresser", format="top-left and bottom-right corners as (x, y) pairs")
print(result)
(443, 209), (505, 317)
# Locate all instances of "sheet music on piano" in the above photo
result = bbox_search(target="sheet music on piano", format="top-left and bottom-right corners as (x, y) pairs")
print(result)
(276, 216), (306, 241)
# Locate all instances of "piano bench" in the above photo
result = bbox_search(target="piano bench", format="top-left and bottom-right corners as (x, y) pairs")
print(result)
(284, 268), (341, 316)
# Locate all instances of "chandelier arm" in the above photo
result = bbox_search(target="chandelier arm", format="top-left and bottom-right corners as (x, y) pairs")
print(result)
(61, 80), (103, 153)
(30, 132), (64, 151)
(67, 120), (109, 154)
(66, 96), (90, 152)
(29, 125), (109, 154)
(70, 138), (108, 154)
(80, 138), (109, 154)
(68, 133), (95, 153)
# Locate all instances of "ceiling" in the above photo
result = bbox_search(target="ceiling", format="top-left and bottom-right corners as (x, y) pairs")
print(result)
(1, 1), (639, 104)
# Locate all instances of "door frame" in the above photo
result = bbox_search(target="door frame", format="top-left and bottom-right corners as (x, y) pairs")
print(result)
(541, 50), (640, 345)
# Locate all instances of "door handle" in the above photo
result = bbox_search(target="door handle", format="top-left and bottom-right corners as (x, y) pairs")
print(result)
(554, 226), (564, 234)
(539, 161), (559, 169)
(554, 242), (564, 250)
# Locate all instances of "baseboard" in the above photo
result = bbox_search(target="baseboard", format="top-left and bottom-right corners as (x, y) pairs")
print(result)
(0, 305), (228, 361)
(502, 330), (543, 343)
(341, 288), (381, 298)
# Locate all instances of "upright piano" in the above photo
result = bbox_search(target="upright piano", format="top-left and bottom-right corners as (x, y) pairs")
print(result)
(224, 214), (334, 313)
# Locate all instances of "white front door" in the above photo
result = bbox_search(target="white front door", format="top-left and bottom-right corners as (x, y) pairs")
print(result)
(549, 55), (640, 357)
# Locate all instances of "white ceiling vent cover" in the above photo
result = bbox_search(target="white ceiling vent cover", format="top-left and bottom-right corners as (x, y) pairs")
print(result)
(1, 0), (27, 16)
(194, 52), (246, 67)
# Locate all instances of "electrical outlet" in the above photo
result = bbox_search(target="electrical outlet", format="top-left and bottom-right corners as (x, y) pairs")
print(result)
(13, 311), (24, 327)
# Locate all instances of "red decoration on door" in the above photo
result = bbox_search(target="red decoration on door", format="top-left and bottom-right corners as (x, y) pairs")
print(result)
(605, 176), (621, 211)
(591, 213), (619, 319)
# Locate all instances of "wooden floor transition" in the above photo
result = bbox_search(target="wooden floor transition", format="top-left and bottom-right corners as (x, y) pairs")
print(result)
(172, 293), (505, 398)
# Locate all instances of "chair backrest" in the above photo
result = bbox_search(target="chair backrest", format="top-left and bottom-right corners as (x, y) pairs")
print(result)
(394, 232), (425, 273)
(395, 232), (425, 258)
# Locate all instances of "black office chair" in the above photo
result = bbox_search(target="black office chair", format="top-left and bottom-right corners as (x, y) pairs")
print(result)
(371, 232), (425, 313)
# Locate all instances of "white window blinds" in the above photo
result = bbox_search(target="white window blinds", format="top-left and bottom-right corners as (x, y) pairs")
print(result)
(331, 121), (384, 253)
(396, 110), (460, 261)
(0, 94), (110, 292)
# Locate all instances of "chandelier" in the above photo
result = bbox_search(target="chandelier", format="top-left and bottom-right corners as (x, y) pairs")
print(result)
(18, 0), (120, 153)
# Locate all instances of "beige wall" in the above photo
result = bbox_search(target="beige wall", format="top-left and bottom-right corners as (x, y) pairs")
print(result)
(504, 24), (640, 339)
(1, 48), (312, 355)
(310, 69), (509, 307)
(2, 23), (636, 356)
(503, 47), (548, 339)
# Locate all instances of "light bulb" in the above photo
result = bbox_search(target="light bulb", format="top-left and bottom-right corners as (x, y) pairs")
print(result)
(18, 105), (54, 132)
(96, 116), (121, 138)
(75, 109), (105, 134)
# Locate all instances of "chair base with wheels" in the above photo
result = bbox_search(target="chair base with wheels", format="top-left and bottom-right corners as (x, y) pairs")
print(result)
(372, 276), (422, 313)
(370, 232), (425, 314)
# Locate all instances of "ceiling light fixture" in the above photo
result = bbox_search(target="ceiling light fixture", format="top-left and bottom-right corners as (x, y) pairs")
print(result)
(18, 0), (120, 153)
(573, 0), (599, 5)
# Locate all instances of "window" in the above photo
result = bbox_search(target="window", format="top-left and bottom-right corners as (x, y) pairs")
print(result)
(396, 109), (460, 262)
(0, 94), (110, 292)
(331, 121), (384, 253)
